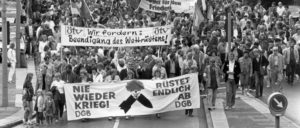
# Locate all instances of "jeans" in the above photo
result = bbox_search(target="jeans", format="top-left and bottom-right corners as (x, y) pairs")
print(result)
(208, 88), (217, 107)
(226, 79), (237, 107)
(240, 73), (250, 91)
(270, 67), (282, 92)
(36, 112), (44, 124)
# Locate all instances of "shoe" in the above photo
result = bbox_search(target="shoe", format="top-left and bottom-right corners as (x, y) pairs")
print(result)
(108, 117), (113, 121)
(224, 106), (230, 110)
(208, 107), (212, 111)
(125, 116), (130, 120)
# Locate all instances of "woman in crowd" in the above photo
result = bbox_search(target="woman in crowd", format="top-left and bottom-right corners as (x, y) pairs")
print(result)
(50, 73), (65, 121)
(204, 58), (221, 110)
(22, 73), (34, 125)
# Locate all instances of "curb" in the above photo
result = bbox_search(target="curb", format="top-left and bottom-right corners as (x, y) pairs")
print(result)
(203, 97), (214, 128)
(247, 93), (300, 128)
(0, 112), (36, 128)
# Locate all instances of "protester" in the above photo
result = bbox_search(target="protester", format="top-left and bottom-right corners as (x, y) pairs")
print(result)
(44, 91), (56, 125)
(269, 46), (284, 92)
(283, 38), (299, 85)
(50, 73), (65, 120)
(238, 50), (252, 95)
(204, 58), (221, 110)
(223, 52), (241, 110)
(35, 89), (45, 126)
(22, 73), (34, 125)
(252, 49), (269, 98)
(18, 0), (300, 123)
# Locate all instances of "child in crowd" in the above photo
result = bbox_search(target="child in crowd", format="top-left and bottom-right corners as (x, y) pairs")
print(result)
(44, 91), (56, 125)
(35, 90), (45, 125)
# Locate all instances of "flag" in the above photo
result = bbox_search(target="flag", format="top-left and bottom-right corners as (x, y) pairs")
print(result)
(70, 0), (80, 15)
(201, 0), (206, 11)
(193, 1), (205, 28)
(207, 5), (213, 21)
(70, 0), (94, 20)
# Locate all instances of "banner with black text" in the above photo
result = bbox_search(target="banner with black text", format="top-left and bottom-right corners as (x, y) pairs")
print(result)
(60, 25), (172, 47)
(64, 73), (200, 121)
(138, 0), (196, 13)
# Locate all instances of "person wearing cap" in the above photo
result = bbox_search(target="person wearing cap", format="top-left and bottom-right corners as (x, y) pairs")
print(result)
(283, 38), (299, 85)
(223, 52), (240, 110)
(268, 46), (284, 92)
(204, 57), (222, 110)
(252, 48), (268, 98)
(238, 50), (252, 95)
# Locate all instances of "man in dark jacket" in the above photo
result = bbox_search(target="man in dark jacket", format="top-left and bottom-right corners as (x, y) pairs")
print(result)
(252, 49), (268, 98)
(223, 52), (241, 110)
(61, 65), (80, 83)
(165, 53), (181, 78)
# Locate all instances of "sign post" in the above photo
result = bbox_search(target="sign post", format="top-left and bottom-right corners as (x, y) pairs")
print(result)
(1, 0), (9, 107)
(268, 92), (288, 128)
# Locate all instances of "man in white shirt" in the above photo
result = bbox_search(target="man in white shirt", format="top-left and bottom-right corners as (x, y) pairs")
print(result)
(276, 2), (285, 16)
(8, 43), (16, 83)
(223, 52), (241, 110)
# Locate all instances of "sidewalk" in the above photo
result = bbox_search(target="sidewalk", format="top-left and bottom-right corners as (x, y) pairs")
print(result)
(0, 58), (37, 128)
(205, 88), (300, 128)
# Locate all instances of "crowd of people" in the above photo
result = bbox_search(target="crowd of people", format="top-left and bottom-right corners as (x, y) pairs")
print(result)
(14, 0), (300, 126)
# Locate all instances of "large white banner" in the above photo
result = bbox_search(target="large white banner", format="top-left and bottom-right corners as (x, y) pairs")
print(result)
(138, 0), (196, 13)
(64, 73), (200, 121)
(60, 25), (172, 47)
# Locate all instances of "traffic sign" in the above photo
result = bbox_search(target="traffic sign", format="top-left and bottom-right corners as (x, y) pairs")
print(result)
(268, 92), (288, 117)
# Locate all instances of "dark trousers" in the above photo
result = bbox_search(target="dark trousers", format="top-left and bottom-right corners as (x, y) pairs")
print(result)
(287, 62), (296, 83)
(58, 94), (65, 118)
(54, 100), (60, 119)
(255, 71), (264, 97)
(36, 112), (44, 124)
(226, 79), (237, 107)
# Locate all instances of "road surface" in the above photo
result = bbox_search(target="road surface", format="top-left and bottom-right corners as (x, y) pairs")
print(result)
(13, 99), (208, 128)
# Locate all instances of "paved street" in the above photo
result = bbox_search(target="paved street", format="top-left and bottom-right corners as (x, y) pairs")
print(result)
(257, 79), (300, 126)
(13, 99), (208, 128)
